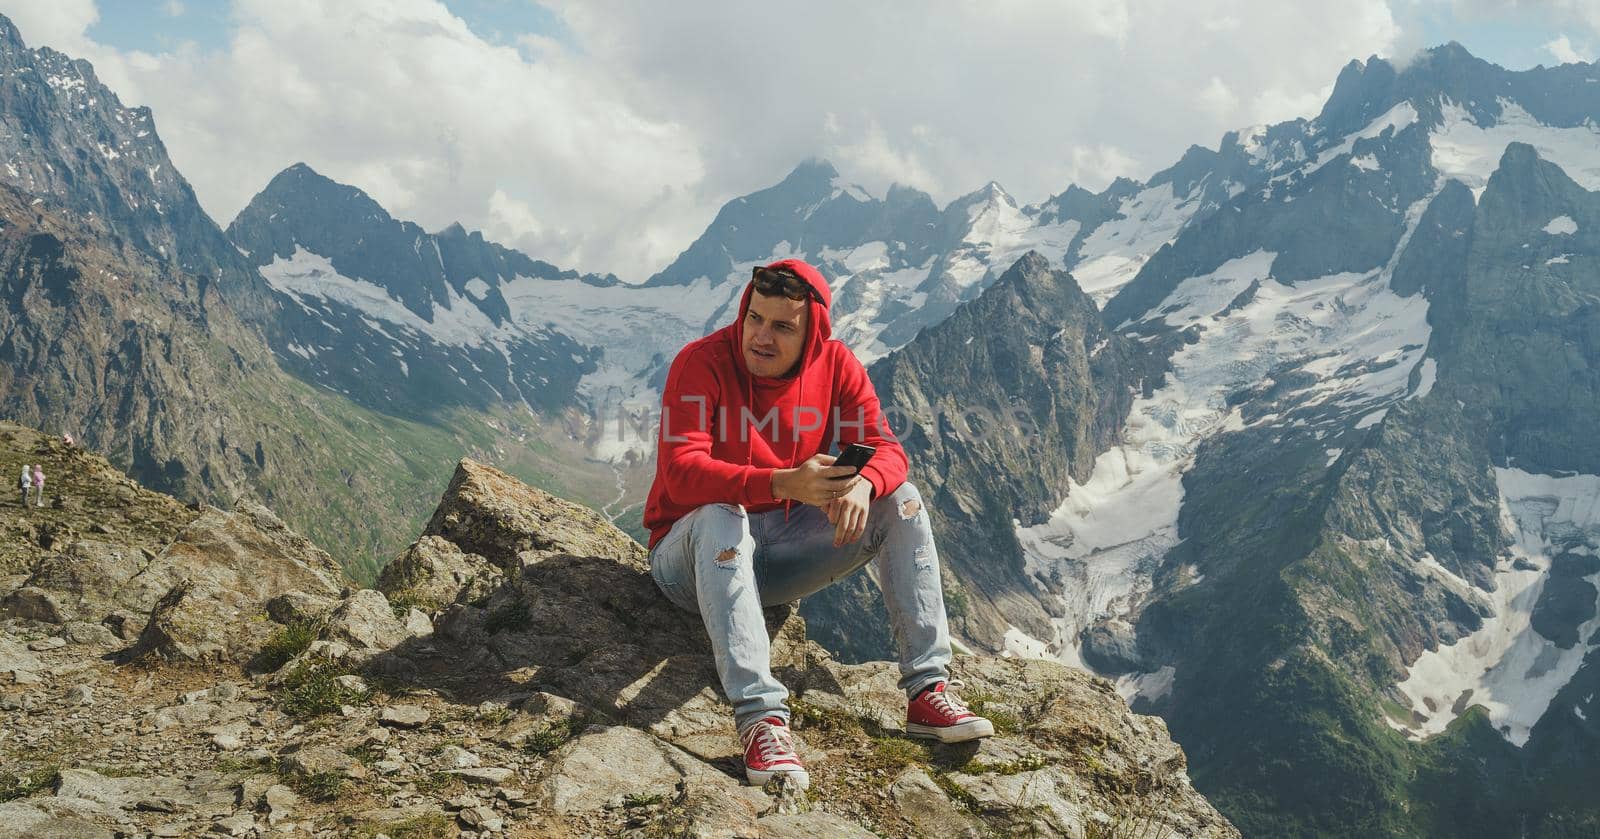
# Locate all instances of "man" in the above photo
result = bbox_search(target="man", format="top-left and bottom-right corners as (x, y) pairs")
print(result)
(644, 258), (993, 790)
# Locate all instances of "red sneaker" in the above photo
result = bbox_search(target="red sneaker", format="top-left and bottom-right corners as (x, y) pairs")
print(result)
(906, 681), (995, 743)
(740, 716), (810, 789)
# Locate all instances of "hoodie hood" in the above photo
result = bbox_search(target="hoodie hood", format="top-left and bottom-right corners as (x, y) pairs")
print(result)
(730, 258), (833, 383)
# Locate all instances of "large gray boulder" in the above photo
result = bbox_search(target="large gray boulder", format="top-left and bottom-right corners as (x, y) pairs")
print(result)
(125, 500), (348, 664)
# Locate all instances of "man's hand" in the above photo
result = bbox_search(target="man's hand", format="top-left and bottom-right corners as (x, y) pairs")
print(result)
(772, 454), (861, 508)
(823, 479), (873, 547)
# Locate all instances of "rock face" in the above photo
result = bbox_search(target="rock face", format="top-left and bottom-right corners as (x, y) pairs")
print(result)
(123, 500), (347, 664)
(0, 452), (1236, 838)
(803, 252), (1156, 658)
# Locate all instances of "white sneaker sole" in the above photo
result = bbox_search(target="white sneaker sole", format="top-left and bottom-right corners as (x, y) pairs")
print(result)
(906, 718), (996, 743)
(746, 766), (811, 790)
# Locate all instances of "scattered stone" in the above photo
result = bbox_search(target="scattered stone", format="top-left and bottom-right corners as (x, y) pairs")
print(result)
(211, 733), (244, 751)
(373, 759), (407, 775)
(101, 610), (143, 641)
(448, 767), (516, 786)
(537, 726), (684, 814)
(1, 586), (67, 623)
(320, 589), (412, 656)
(376, 535), (503, 614)
(438, 744), (481, 768)
(262, 784), (297, 825)
(264, 590), (337, 626)
(210, 812), (255, 836)
(380, 704), (429, 728)
(64, 683), (94, 705)
(458, 804), (504, 832)
(28, 636), (67, 651)
(758, 811), (880, 838)
(277, 746), (368, 780)
(0, 637), (43, 679)
(61, 621), (118, 647)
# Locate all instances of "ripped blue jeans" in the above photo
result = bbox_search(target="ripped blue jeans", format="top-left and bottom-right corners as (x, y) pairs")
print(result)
(648, 481), (952, 731)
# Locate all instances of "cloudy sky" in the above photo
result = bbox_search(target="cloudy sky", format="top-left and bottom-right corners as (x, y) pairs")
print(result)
(6, 1), (1596, 281)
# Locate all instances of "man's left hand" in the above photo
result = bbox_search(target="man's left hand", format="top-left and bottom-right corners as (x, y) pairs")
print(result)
(823, 479), (873, 547)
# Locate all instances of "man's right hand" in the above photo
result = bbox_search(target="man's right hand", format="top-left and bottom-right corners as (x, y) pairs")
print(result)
(772, 454), (862, 507)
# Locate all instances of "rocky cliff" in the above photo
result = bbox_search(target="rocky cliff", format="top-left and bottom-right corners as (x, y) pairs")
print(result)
(0, 426), (1234, 837)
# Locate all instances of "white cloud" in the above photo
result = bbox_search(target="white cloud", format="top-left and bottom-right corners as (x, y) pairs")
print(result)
(5, 0), (1410, 281)
(1544, 33), (1592, 63)
(5, 0), (99, 55)
(1198, 76), (1240, 120)
(164, 0), (186, 17)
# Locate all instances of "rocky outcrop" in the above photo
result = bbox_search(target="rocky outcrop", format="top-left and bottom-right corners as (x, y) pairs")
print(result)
(805, 252), (1156, 658)
(0, 453), (1235, 837)
(120, 500), (347, 665)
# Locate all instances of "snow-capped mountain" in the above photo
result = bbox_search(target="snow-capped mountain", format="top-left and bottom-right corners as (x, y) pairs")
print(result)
(970, 43), (1600, 835)
(226, 164), (610, 420)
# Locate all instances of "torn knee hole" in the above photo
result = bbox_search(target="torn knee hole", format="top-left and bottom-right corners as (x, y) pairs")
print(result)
(898, 499), (922, 519)
(715, 547), (740, 566)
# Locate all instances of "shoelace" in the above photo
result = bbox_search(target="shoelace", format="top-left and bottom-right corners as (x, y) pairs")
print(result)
(928, 679), (974, 719)
(742, 722), (797, 762)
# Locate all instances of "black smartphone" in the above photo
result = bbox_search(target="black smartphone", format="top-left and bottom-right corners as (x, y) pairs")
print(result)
(831, 443), (876, 479)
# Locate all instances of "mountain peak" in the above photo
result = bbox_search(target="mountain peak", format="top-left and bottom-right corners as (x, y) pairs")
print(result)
(0, 13), (26, 53)
(247, 163), (394, 228)
(771, 157), (843, 196)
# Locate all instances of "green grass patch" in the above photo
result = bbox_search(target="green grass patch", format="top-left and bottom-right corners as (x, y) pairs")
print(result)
(931, 770), (983, 812)
(870, 735), (932, 769)
(82, 764), (144, 778)
(351, 812), (455, 839)
(386, 590), (430, 621)
(412, 771), (468, 797)
(252, 619), (322, 673)
(623, 792), (669, 808)
(276, 662), (371, 719)
(787, 697), (866, 736)
(961, 753), (1052, 776)
(283, 769), (345, 803)
(0, 767), (58, 802)
(522, 715), (589, 756)
(960, 689), (1022, 735)
(343, 743), (383, 766)
(216, 754), (276, 774)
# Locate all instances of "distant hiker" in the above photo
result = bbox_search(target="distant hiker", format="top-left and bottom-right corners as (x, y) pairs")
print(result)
(19, 464), (31, 506)
(643, 259), (993, 791)
(31, 465), (44, 507)
(62, 432), (74, 447)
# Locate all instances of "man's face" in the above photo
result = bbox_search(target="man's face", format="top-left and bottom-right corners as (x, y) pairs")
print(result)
(742, 291), (809, 378)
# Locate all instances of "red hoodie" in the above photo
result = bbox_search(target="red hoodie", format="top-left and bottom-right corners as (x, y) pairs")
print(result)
(643, 258), (909, 549)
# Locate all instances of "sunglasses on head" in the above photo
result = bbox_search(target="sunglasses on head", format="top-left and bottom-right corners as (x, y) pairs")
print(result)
(751, 265), (820, 303)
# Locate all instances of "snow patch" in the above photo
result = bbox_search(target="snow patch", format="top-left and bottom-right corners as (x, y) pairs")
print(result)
(1390, 468), (1600, 746)
(1431, 98), (1600, 197)
(1116, 666), (1177, 705)
(1071, 182), (1205, 303)
(1543, 215), (1578, 236)
(1409, 358), (1437, 400)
